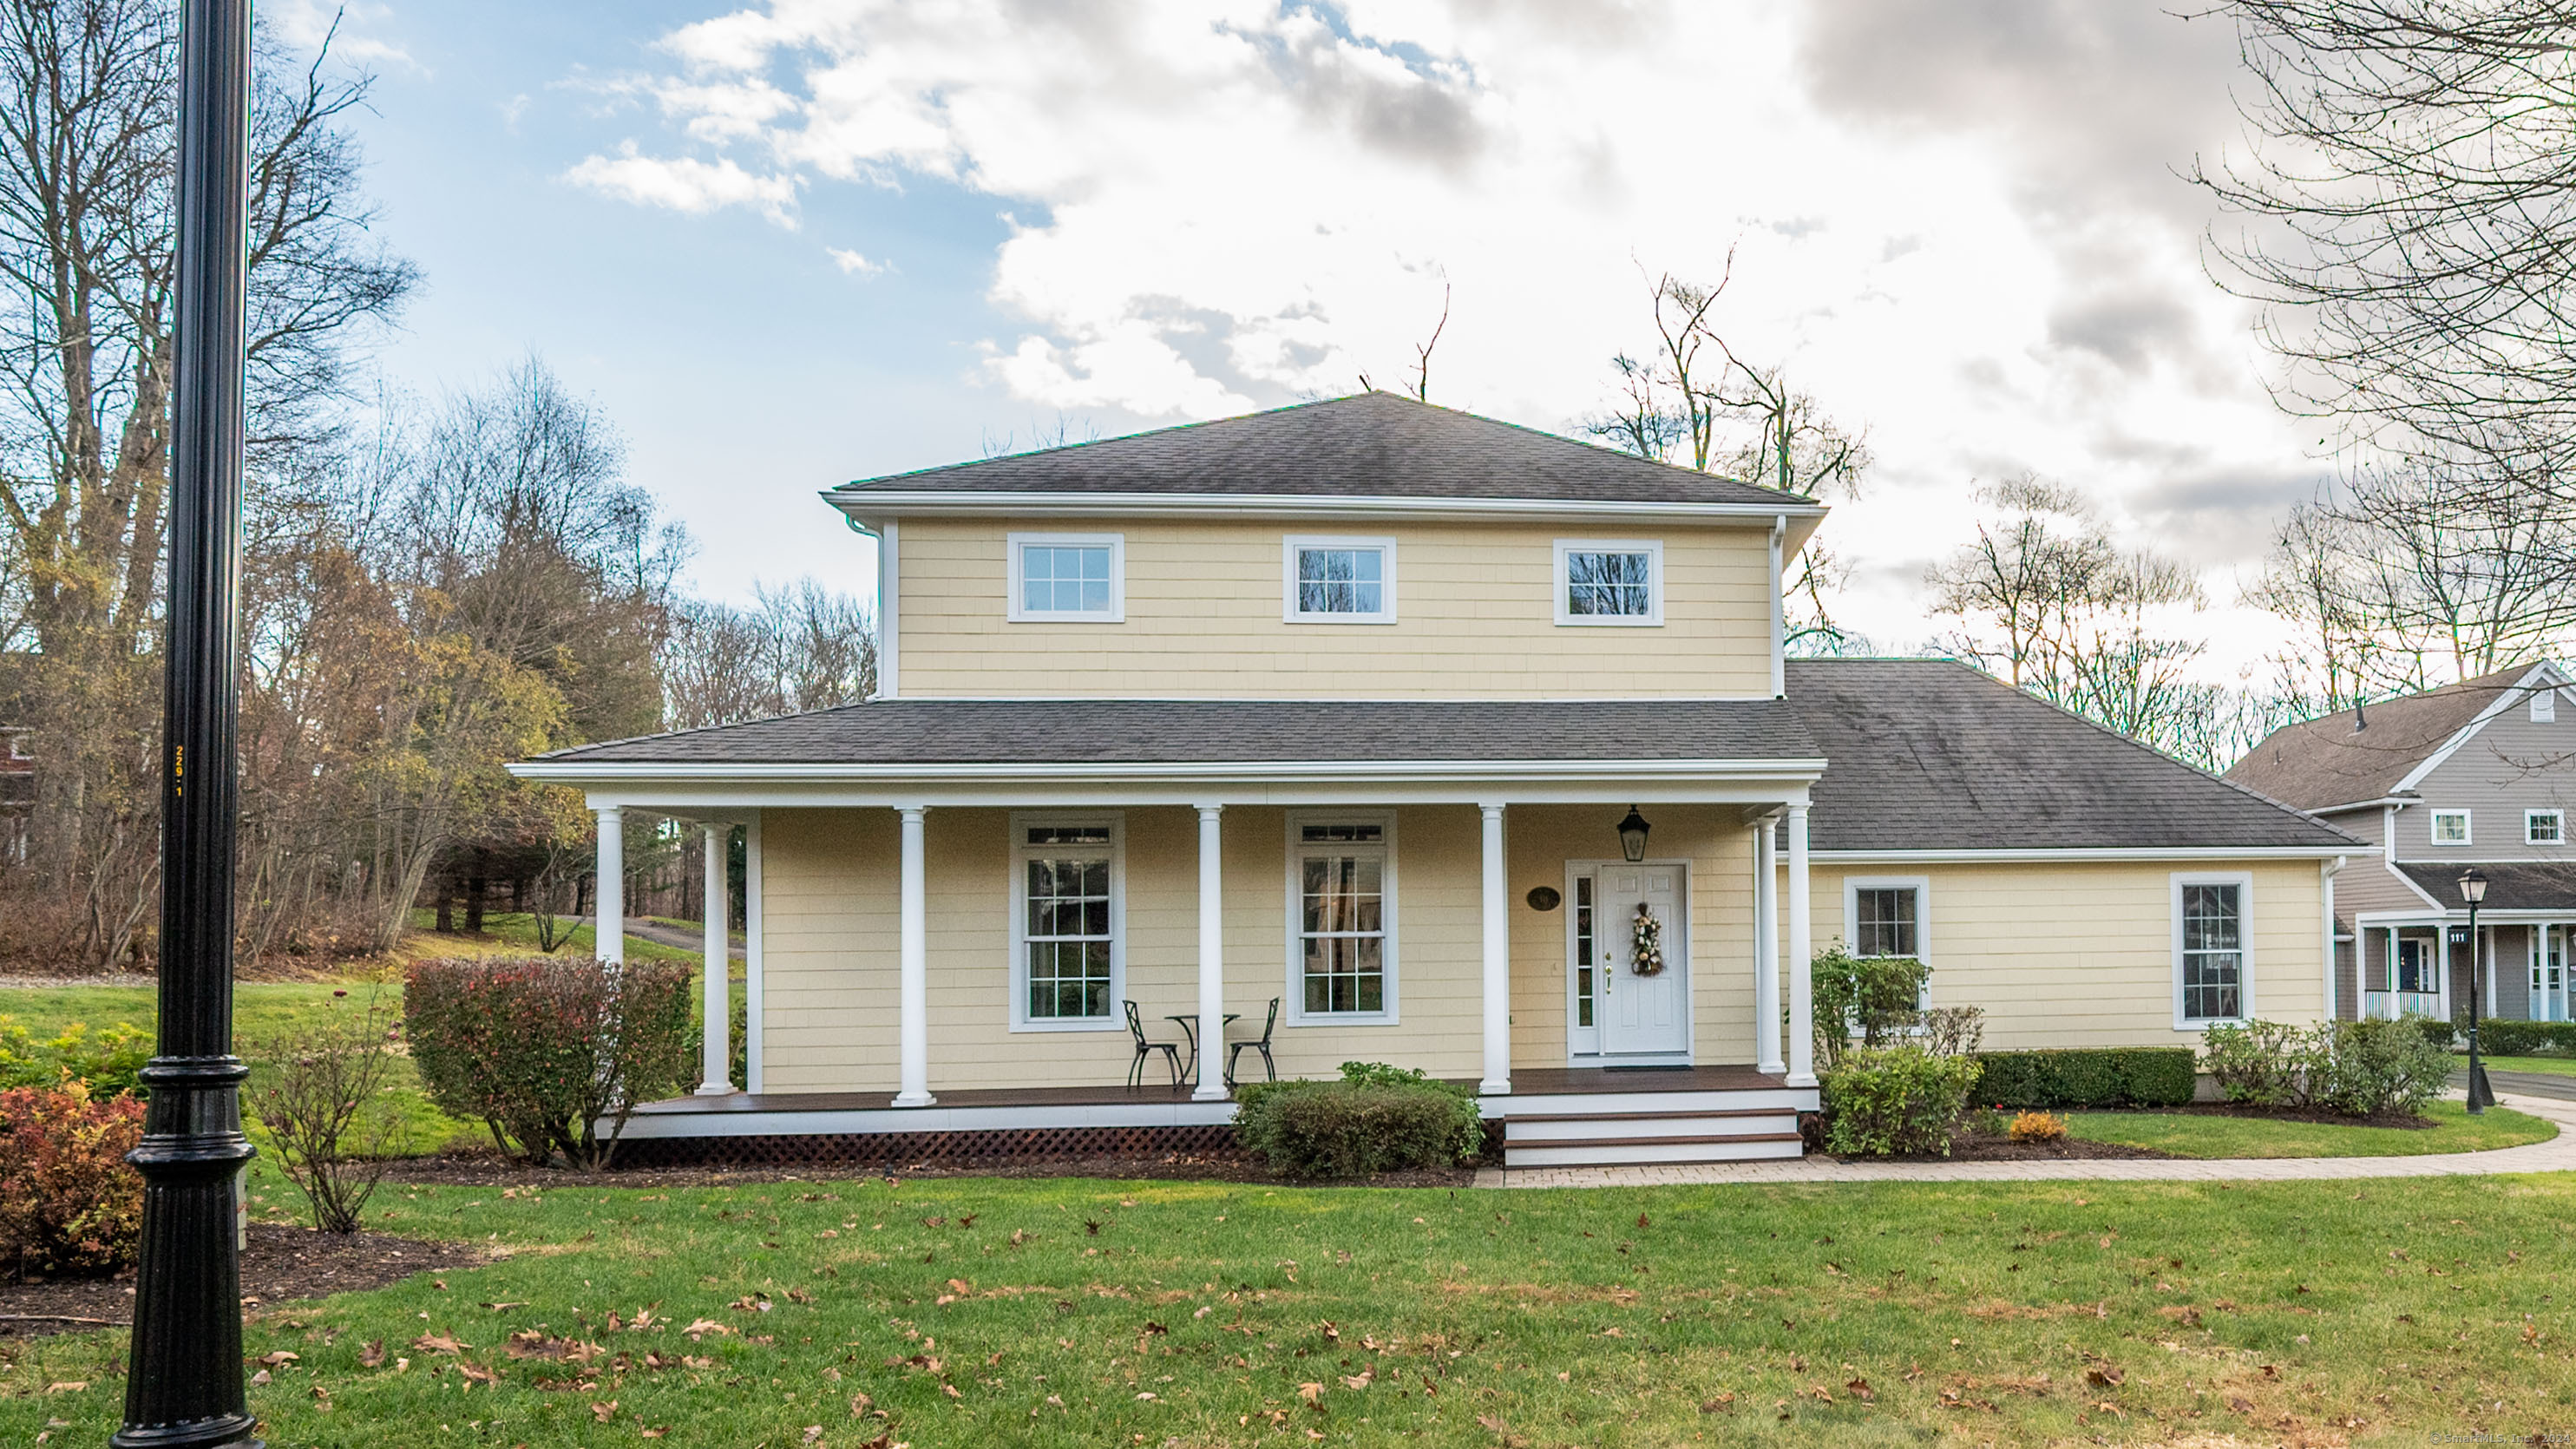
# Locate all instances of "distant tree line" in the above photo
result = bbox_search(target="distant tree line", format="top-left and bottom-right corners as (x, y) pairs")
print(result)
(0, 3), (873, 970)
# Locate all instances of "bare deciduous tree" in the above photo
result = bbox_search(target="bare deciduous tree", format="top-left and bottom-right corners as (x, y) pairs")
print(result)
(663, 579), (878, 731)
(0, 3), (413, 966)
(1583, 262), (1871, 651)
(1928, 477), (2266, 767)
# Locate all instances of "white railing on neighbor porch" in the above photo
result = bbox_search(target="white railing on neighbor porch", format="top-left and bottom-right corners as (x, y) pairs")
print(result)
(2360, 989), (2444, 1021)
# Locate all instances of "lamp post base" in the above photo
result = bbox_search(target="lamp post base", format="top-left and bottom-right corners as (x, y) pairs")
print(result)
(115, 1058), (259, 1449)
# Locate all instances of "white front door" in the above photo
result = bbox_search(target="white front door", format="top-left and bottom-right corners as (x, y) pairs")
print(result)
(1581, 862), (1689, 1059)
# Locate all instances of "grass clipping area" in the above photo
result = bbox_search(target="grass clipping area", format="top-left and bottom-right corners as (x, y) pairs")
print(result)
(14, 1170), (2576, 1446)
(2070, 1100), (2555, 1159)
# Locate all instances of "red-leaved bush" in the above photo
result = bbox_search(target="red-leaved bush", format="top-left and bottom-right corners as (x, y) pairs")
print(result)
(405, 956), (693, 1170)
(1, 1082), (146, 1279)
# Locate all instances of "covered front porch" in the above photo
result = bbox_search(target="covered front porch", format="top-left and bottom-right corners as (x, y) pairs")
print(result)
(511, 696), (1832, 1165)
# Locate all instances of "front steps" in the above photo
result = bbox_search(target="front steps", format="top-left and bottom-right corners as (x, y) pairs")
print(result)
(1491, 1085), (1813, 1169)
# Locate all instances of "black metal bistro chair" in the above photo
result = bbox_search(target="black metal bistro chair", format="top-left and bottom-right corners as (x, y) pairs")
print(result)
(1124, 1000), (1184, 1090)
(1225, 997), (1281, 1087)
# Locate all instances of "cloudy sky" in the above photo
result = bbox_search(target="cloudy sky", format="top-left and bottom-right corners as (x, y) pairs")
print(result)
(293, 0), (2328, 675)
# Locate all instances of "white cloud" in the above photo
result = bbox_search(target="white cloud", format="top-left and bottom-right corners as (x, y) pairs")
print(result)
(264, 0), (416, 69)
(600, 0), (2325, 677)
(563, 141), (803, 226)
(828, 246), (888, 275)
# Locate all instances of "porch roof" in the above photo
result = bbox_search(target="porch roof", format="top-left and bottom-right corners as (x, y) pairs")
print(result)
(522, 696), (1819, 771)
(2396, 861), (2576, 914)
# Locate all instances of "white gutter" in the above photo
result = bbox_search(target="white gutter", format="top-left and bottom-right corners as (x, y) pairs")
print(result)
(828, 489), (1828, 532)
(1812, 846), (2359, 862)
(512, 756), (1831, 785)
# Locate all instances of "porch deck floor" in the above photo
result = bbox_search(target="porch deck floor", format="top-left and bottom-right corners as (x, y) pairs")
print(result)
(634, 1064), (1789, 1118)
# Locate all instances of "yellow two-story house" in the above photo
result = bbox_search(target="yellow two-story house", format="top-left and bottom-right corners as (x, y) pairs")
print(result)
(515, 393), (2359, 1169)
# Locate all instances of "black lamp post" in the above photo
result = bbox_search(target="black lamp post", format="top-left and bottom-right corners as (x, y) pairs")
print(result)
(2460, 868), (2494, 1116)
(1617, 805), (1651, 863)
(117, 0), (259, 1445)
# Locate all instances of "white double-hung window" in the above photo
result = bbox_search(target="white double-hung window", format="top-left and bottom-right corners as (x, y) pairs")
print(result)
(1288, 816), (1395, 1021)
(2173, 874), (2251, 1027)
(1554, 539), (1662, 625)
(1007, 533), (1123, 621)
(1283, 537), (1395, 622)
(1012, 816), (1121, 1029)
(2532, 810), (2566, 846)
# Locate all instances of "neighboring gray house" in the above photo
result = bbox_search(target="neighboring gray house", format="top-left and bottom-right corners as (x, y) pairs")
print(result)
(2228, 662), (2576, 1023)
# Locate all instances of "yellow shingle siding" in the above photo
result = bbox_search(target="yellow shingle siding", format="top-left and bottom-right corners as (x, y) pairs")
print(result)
(892, 517), (1777, 699)
(1799, 860), (2328, 1050)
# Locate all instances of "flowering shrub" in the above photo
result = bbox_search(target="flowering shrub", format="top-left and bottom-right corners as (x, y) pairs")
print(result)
(0, 1083), (146, 1279)
(405, 956), (694, 1170)
(2006, 1110), (2068, 1144)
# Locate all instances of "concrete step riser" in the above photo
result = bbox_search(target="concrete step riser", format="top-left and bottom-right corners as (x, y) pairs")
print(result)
(1491, 1090), (1815, 1117)
(1506, 1114), (1800, 1144)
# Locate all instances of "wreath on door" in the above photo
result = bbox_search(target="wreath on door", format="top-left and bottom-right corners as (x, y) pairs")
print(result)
(1629, 902), (1666, 977)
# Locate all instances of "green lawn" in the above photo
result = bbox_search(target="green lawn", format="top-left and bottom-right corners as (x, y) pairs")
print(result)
(15, 1170), (2576, 1446)
(2070, 1099), (2555, 1158)
(2, 965), (747, 1161)
(2476, 1053), (2576, 1079)
(405, 909), (710, 967)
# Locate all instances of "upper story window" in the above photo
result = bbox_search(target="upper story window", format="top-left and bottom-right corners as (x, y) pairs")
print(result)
(1283, 537), (1396, 623)
(1007, 533), (1124, 622)
(2430, 810), (2472, 846)
(2533, 810), (2566, 846)
(2535, 687), (2559, 724)
(1555, 539), (1663, 626)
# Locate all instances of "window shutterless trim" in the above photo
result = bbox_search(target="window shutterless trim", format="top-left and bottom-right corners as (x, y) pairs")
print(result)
(1843, 874), (1930, 974)
(1006, 532), (1124, 622)
(1553, 538), (1664, 626)
(2171, 870), (2253, 1029)
(2429, 809), (2472, 846)
(1281, 534), (1398, 624)
(2528, 809), (2566, 846)
(1006, 810), (1124, 1032)
(1283, 809), (1399, 1026)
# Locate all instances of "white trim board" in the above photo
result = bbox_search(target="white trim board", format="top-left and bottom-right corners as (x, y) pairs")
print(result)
(829, 488), (1829, 533)
(1810, 846), (2353, 863)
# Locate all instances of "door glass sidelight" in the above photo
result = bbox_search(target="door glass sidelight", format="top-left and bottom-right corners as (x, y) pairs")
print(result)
(1573, 875), (1596, 1028)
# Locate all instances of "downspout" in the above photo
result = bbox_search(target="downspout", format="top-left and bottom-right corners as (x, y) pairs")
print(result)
(1768, 515), (1787, 698)
(2322, 855), (2344, 1022)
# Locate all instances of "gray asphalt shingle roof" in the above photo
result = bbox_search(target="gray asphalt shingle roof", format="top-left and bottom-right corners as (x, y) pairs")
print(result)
(2396, 861), (2576, 913)
(531, 697), (1820, 766)
(2225, 666), (2541, 810)
(830, 392), (1799, 508)
(1785, 659), (2361, 852)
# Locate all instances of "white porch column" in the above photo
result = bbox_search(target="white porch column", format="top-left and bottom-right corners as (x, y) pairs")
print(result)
(593, 804), (624, 966)
(1753, 818), (1784, 1075)
(1785, 803), (1816, 1087)
(895, 805), (934, 1107)
(1479, 803), (1511, 1096)
(1194, 804), (1228, 1102)
(697, 823), (733, 1095)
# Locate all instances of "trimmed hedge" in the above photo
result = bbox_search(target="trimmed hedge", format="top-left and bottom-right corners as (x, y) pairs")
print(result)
(407, 956), (696, 1170)
(1820, 1046), (1982, 1157)
(1972, 1047), (2196, 1110)
(2453, 1020), (2576, 1057)
(1235, 1062), (1481, 1177)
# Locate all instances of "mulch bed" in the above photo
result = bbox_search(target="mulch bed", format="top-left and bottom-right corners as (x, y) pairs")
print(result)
(2105, 1102), (2441, 1130)
(0, 1224), (488, 1341)
(377, 1146), (1475, 1191)
(1912, 1132), (2178, 1163)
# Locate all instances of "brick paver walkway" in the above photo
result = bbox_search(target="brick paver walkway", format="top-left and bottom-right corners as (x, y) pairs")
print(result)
(1496, 1089), (2576, 1189)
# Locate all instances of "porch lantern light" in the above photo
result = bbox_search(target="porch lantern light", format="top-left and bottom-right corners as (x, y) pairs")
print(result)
(2460, 869), (2494, 1113)
(1616, 805), (1651, 863)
